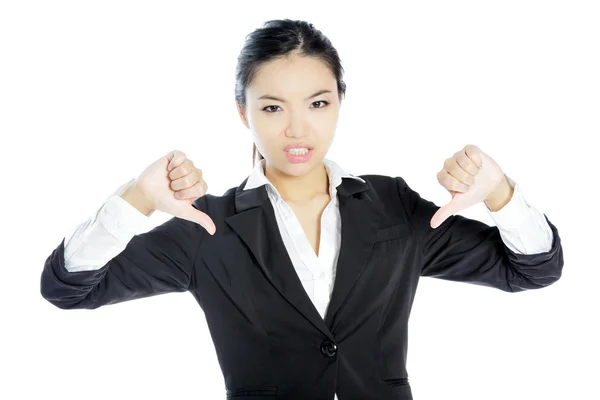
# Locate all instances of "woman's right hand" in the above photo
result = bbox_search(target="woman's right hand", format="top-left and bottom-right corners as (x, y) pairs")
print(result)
(132, 150), (216, 235)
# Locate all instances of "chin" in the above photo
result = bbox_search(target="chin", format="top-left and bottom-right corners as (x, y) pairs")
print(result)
(281, 156), (318, 175)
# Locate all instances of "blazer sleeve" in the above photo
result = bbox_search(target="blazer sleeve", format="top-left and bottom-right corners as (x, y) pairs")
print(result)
(395, 177), (564, 292)
(40, 209), (206, 310)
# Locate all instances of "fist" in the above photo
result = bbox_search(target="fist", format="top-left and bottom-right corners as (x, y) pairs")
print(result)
(134, 150), (216, 235)
(430, 145), (505, 229)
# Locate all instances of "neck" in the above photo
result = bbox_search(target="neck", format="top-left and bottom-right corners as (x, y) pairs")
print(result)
(264, 160), (329, 203)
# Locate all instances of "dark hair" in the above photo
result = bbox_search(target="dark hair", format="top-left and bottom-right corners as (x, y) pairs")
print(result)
(234, 19), (347, 167)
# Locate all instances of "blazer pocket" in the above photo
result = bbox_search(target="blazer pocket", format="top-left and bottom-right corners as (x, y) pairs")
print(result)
(226, 386), (277, 398)
(375, 223), (411, 243)
(383, 377), (413, 398)
(383, 377), (409, 387)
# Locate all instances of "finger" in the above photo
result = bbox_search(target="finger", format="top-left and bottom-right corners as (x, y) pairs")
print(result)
(167, 150), (187, 172)
(177, 206), (216, 235)
(440, 170), (470, 193)
(444, 157), (474, 186)
(169, 160), (197, 180)
(430, 210), (449, 230)
(173, 180), (207, 200)
(464, 145), (483, 169)
(456, 151), (479, 177)
(171, 171), (201, 191)
(453, 156), (476, 185)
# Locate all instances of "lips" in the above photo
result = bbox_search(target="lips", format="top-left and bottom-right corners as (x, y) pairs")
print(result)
(284, 143), (313, 151)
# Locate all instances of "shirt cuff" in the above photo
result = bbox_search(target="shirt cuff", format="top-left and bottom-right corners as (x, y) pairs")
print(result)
(485, 175), (532, 231)
(99, 195), (157, 244)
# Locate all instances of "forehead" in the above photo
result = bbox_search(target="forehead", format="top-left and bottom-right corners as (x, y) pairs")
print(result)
(248, 54), (336, 99)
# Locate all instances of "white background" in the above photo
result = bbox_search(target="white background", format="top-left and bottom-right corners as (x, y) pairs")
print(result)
(1, 1), (598, 399)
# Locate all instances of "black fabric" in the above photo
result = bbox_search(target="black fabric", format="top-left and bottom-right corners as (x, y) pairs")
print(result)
(40, 174), (564, 399)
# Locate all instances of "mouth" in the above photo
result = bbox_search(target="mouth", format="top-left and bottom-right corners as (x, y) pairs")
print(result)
(284, 143), (313, 152)
(284, 147), (313, 163)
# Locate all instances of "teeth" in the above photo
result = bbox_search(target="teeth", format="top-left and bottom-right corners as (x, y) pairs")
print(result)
(287, 148), (309, 155)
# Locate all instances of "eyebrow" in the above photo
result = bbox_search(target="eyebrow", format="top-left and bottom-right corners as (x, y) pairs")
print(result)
(257, 89), (332, 102)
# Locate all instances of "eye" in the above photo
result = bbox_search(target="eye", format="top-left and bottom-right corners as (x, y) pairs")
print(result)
(311, 100), (329, 109)
(262, 100), (330, 113)
(262, 105), (282, 113)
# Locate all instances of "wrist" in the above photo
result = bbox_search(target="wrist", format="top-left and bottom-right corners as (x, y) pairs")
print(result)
(120, 181), (156, 216)
(484, 175), (514, 212)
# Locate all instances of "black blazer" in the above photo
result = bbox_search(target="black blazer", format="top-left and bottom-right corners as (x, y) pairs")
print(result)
(40, 174), (564, 400)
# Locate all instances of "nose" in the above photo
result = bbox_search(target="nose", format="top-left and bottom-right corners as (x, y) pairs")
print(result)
(284, 111), (309, 138)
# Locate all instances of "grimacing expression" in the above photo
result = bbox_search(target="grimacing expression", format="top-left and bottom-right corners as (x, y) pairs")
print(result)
(237, 52), (341, 176)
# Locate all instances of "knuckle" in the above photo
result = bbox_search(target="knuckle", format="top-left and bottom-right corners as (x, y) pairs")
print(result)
(169, 167), (180, 178)
(175, 189), (188, 199)
(174, 151), (186, 161)
(199, 181), (208, 194)
(182, 175), (193, 186)
(171, 150), (184, 160)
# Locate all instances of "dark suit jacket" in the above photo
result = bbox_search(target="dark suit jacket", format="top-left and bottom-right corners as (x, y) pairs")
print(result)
(40, 174), (564, 400)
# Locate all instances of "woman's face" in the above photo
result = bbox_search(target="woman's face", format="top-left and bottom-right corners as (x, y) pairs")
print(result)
(236, 52), (341, 177)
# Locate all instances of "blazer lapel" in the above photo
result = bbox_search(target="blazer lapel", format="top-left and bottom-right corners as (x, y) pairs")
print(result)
(324, 178), (384, 332)
(225, 176), (385, 340)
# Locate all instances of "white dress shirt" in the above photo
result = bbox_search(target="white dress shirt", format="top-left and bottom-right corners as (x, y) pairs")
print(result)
(62, 158), (554, 400)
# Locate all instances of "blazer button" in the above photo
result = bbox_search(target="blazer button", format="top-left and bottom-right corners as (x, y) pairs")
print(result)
(320, 339), (337, 357)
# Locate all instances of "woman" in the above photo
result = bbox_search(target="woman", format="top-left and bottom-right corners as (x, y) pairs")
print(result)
(40, 19), (563, 400)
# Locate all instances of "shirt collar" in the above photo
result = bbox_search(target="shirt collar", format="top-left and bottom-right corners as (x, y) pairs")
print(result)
(243, 157), (366, 200)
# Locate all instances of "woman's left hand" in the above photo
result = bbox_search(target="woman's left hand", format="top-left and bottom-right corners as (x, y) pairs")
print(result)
(430, 144), (506, 229)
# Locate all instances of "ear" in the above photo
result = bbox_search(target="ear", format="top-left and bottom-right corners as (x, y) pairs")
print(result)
(236, 101), (250, 129)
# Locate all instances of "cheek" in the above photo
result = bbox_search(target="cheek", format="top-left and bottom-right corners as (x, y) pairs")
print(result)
(315, 113), (338, 135)
(250, 110), (279, 130)
(250, 127), (281, 155)
(315, 108), (339, 129)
